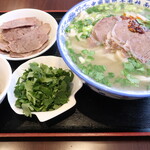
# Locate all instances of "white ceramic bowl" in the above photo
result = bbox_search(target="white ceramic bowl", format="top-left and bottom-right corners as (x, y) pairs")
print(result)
(0, 55), (12, 104)
(0, 8), (58, 61)
(57, 0), (150, 99)
(7, 56), (83, 122)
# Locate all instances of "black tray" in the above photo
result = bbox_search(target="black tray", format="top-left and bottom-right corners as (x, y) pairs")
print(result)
(1, 12), (150, 137)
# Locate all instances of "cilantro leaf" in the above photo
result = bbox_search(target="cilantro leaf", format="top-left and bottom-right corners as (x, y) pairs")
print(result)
(14, 62), (74, 117)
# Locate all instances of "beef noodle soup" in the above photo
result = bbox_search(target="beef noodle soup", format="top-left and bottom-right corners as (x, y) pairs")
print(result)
(65, 2), (150, 92)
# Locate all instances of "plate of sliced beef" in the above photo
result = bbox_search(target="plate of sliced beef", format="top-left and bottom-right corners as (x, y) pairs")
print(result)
(0, 9), (58, 60)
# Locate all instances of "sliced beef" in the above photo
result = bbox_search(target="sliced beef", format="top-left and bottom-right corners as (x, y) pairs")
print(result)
(126, 32), (150, 63)
(91, 16), (118, 44)
(9, 23), (50, 53)
(110, 20), (136, 50)
(0, 49), (8, 54)
(0, 17), (41, 29)
(105, 18), (150, 63)
(90, 15), (150, 63)
(10, 40), (49, 58)
(0, 38), (10, 52)
(0, 17), (51, 58)
(87, 34), (100, 47)
(36, 23), (50, 35)
(1, 26), (35, 42)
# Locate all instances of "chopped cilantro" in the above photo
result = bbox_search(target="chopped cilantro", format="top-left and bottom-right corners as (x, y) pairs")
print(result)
(66, 19), (94, 39)
(126, 74), (140, 85)
(107, 72), (115, 78)
(123, 57), (147, 75)
(147, 85), (150, 90)
(147, 69), (150, 76)
(14, 62), (74, 117)
(69, 49), (115, 87)
(65, 26), (71, 33)
(137, 19), (150, 29)
(75, 35), (80, 41)
(68, 48), (149, 89)
(143, 20), (150, 29)
(86, 6), (101, 14)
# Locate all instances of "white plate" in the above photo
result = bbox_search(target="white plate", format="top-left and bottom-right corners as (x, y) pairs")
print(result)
(0, 8), (58, 61)
(0, 55), (12, 104)
(7, 56), (83, 122)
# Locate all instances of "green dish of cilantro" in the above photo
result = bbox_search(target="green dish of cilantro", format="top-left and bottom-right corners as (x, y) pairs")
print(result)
(14, 62), (74, 117)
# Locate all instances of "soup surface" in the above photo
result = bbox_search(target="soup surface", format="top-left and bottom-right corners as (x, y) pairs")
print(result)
(65, 2), (150, 92)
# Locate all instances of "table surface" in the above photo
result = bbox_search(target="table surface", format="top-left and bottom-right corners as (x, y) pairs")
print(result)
(1, 0), (150, 149)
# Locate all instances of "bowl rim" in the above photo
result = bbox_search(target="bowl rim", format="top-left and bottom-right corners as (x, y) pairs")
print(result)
(0, 55), (12, 101)
(57, 0), (150, 98)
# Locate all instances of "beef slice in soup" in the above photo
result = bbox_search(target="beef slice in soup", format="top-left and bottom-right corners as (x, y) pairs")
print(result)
(89, 16), (118, 45)
(110, 20), (134, 48)
(125, 32), (150, 63)
(105, 19), (136, 53)
(90, 15), (150, 63)
(108, 19), (150, 63)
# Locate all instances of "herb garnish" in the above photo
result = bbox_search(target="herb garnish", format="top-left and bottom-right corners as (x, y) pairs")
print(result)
(67, 45), (149, 89)
(14, 62), (74, 117)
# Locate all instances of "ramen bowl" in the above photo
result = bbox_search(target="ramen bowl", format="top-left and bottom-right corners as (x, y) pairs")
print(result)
(57, 0), (150, 99)
(0, 55), (12, 104)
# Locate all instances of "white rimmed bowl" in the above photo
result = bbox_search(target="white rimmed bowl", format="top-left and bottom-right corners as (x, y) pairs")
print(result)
(0, 8), (58, 61)
(0, 55), (12, 104)
(57, 0), (150, 99)
(7, 56), (83, 122)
